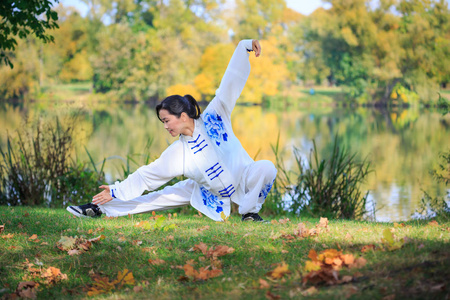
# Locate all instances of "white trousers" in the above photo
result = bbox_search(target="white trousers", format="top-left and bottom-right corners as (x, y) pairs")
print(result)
(99, 160), (277, 217)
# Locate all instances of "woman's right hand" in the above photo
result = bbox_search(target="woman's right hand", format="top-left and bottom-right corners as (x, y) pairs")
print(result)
(92, 185), (113, 205)
(252, 39), (261, 57)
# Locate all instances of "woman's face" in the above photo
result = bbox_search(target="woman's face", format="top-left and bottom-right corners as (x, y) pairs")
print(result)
(158, 109), (187, 137)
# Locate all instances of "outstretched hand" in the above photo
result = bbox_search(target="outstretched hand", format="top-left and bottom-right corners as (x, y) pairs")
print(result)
(92, 185), (112, 205)
(252, 39), (261, 57)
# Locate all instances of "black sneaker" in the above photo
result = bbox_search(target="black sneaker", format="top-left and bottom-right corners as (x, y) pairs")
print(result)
(241, 213), (265, 222)
(67, 203), (102, 218)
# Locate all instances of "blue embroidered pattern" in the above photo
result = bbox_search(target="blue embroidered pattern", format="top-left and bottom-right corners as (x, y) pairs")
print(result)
(205, 163), (223, 180)
(259, 180), (275, 200)
(203, 111), (228, 146)
(200, 186), (224, 213)
(219, 184), (235, 198)
(188, 134), (208, 154)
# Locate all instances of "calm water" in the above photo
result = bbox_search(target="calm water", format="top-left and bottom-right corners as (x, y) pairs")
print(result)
(1, 101), (449, 221)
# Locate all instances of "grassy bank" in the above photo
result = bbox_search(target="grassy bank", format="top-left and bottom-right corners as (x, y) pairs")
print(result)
(1, 207), (449, 299)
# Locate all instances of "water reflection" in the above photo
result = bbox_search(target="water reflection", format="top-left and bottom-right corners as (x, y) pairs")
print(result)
(1, 101), (449, 221)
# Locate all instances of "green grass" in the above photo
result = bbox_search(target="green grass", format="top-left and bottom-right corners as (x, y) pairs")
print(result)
(1, 206), (449, 299)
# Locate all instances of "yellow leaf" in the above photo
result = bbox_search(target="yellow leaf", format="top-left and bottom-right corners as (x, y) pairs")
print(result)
(268, 262), (290, 279)
(304, 260), (322, 272)
(220, 211), (229, 222)
(114, 269), (135, 287)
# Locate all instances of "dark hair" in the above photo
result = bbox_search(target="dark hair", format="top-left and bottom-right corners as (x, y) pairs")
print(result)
(156, 94), (201, 121)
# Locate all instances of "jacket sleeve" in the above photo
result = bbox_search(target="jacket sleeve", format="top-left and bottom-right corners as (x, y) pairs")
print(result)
(108, 141), (184, 201)
(214, 39), (253, 117)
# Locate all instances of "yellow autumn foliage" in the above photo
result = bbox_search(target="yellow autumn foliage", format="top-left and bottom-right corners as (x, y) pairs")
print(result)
(166, 84), (200, 100)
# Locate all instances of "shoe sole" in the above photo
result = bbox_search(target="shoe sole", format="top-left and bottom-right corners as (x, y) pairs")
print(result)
(66, 206), (88, 218)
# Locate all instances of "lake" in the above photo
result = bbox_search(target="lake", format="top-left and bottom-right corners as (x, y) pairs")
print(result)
(1, 100), (449, 222)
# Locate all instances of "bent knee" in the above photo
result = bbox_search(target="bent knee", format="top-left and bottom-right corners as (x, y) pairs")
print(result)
(256, 160), (277, 179)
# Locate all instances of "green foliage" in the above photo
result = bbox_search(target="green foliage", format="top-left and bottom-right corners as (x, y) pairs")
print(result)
(0, 116), (104, 207)
(437, 92), (450, 115)
(290, 136), (372, 219)
(0, 0), (59, 68)
(416, 149), (450, 221)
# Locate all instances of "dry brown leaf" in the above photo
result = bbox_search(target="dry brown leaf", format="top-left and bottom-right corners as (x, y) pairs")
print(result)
(41, 267), (68, 284)
(16, 281), (39, 299)
(182, 264), (222, 281)
(301, 286), (318, 296)
(279, 218), (290, 224)
(2, 233), (14, 239)
(428, 220), (439, 226)
(148, 259), (165, 265)
(361, 244), (376, 253)
(132, 240), (143, 246)
(68, 249), (83, 256)
(28, 234), (38, 240)
(207, 245), (235, 259)
(259, 278), (270, 289)
(193, 242), (208, 255)
(265, 290), (281, 300)
(133, 286), (143, 293)
(197, 225), (210, 232)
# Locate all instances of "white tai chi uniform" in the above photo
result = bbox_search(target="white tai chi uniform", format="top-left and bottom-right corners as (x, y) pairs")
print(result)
(100, 40), (277, 221)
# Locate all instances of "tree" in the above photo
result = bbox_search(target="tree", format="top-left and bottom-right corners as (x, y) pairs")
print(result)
(0, 0), (59, 68)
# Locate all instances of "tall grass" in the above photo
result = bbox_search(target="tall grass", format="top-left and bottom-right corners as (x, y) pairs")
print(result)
(270, 136), (372, 220)
(0, 116), (105, 207)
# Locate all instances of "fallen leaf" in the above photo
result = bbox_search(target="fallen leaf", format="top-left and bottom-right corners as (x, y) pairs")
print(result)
(16, 281), (39, 299)
(41, 267), (68, 284)
(361, 244), (375, 253)
(318, 217), (328, 228)
(259, 278), (270, 289)
(301, 286), (318, 296)
(68, 249), (83, 256)
(279, 218), (290, 224)
(428, 220), (439, 226)
(2, 233), (14, 239)
(148, 259), (165, 265)
(182, 264), (222, 281)
(265, 290), (281, 300)
(132, 240), (143, 246)
(305, 261), (322, 272)
(197, 226), (210, 232)
(56, 236), (77, 251)
(220, 211), (229, 222)
(133, 286), (143, 293)
(267, 263), (290, 279)
(28, 234), (38, 241)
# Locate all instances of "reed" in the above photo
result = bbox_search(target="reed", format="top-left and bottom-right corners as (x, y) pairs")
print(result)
(0, 116), (104, 207)
(271, 136), (372, 220)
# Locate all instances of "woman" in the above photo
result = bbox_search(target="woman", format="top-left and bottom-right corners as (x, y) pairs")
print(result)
(67, 39), (277, 222)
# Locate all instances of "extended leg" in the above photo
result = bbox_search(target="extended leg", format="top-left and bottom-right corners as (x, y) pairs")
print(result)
(68, 179), (195, 218)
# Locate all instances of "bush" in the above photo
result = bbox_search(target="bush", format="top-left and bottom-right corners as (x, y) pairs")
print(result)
(273, 136), (372, 220)
(414, 150), (450, 221)
(0, 116), (105, 207)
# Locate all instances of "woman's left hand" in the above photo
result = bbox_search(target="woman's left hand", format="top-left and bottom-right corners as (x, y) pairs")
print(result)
(252, 39), (261, 57)
(92, 185), (113, 205)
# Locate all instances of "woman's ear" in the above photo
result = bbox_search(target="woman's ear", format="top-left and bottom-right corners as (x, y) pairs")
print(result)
(180, 112), (189, 122)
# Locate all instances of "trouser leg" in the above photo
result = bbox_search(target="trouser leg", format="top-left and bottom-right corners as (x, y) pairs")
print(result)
(99, 179), (195, 217)
(238, 160), (277, 215)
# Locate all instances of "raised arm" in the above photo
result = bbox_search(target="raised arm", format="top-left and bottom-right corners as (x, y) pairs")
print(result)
(215, 39), (261, 116)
